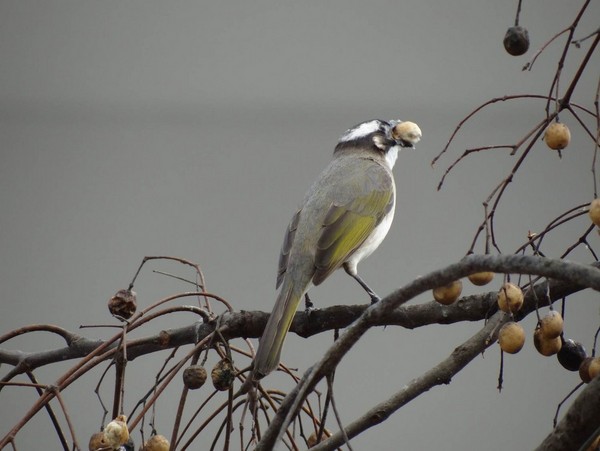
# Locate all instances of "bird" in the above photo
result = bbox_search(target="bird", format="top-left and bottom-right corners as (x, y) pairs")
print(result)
(251, 119), (421, 382)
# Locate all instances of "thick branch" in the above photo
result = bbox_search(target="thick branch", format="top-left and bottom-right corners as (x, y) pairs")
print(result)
(534, 375), (600, 451)
(0, 264), (592, 379)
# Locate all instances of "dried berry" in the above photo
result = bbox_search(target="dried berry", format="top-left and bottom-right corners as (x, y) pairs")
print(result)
(307, 429), (331, 447)
(432, 280), (462, 305)
(580, 357), (594, 383)
(104, 415), (129, 449)
(539, 310), (563, 339)
(88, 431), (108, 451)
(533, 326), (561, 356)
(503, 26), (530, 56)
(142, 434), (170, 451)
(498, 322), (525, 354)
(183, 364), (207, 390)
(497, 283), (524, 313)
(589, 357), (600, 380)
(589, 199), (600, 227)
(108, 289), (137, 320)
(211, 359), (235, 391)
(557, 339), (586, 371)
(544, 122), (571, 150)
(467, 271), (494, 286)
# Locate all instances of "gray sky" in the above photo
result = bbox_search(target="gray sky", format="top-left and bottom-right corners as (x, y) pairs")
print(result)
(0, 1), (598, 449)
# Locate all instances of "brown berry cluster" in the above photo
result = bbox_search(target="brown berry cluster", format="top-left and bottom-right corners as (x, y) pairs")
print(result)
(494, 282), (594, 383)
(433, 275), (595, 383)
(182, 358), (235, 392)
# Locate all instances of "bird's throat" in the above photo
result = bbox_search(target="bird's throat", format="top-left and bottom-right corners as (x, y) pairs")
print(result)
(385, 145), (400, 169)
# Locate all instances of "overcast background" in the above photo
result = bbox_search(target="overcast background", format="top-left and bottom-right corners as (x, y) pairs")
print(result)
(0, 1), (598, 450)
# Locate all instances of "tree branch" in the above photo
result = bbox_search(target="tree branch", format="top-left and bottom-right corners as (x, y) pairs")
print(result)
(534, 375), (600, 451)
(2, 255), (599, 449)
(310, 310), (505, 451)
(0, 260), (594, 378)
(255, 255), (600, 449)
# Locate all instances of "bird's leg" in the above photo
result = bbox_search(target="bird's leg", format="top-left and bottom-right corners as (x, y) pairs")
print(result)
(343, 264), (381, 304)
(304, 293), (316, 314)
(353, 274), (381, 304)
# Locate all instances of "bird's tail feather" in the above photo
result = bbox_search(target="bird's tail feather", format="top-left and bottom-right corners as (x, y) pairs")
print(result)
(253, 283), (303, 380)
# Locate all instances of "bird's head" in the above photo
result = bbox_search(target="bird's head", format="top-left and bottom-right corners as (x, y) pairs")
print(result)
(338, 119), (421, 150)
(335, 119), (422, 168)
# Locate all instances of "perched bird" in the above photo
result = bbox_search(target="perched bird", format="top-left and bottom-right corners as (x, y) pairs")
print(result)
(251, 119), (421, 382)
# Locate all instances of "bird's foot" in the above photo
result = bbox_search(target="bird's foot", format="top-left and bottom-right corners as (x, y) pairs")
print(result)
(370, 294), (381, 305)
(304, 294), (318, 315)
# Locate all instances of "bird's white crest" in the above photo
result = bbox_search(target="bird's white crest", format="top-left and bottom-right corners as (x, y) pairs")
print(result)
(340, 120), (383, 142)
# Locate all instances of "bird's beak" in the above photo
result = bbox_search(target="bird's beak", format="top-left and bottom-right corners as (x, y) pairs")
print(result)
(400, 140), (415, 149)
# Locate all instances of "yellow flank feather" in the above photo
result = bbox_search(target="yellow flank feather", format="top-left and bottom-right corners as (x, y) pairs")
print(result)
(313, 189), (393, 285)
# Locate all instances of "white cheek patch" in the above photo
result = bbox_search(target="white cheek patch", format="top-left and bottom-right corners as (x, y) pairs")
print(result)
(340, 120), (382, 142)
(372, 134), (388, 150)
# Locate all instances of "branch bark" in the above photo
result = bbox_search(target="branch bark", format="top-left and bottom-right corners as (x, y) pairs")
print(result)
(310, 310), (505, 451)
(534, 375), (600, 451)
(0, 261), (593, 378)
(255, 255), (600, 450)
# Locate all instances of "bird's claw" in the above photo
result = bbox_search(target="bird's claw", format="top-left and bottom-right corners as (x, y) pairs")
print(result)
(304, 294), (318, 315)
(305, 305), (319, 316)
(370, 294), (381, 305)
